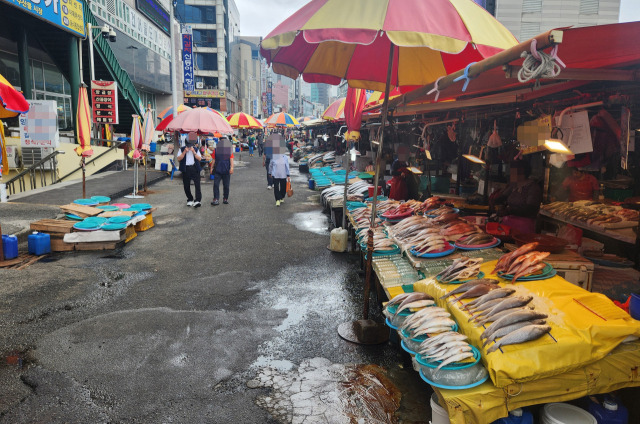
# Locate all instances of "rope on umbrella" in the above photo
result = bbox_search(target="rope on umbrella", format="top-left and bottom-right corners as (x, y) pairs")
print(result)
(517, 39), (566, 87)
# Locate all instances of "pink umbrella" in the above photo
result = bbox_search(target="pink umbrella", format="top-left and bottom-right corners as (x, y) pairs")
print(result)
(166, 107), (233, 135)
(130, 115), (143, 160)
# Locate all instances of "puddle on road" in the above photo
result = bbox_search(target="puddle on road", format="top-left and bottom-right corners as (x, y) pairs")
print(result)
(249, 358), (401, 424)
(289, 211), (329, 235)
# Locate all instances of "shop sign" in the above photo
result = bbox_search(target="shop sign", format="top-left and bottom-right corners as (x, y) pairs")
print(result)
(19, 100), (59, 148)
(91, 80), (119, 125)
(135, 0), (170, 35)
(184, 89), (226, 98)
(182, 26), (194, 92)
(1, 0), (85, 37)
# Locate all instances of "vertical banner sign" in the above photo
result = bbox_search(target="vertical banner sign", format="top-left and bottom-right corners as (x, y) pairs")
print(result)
(91, 80), (119, 125)
(182, 25), (194, 92)
(19, 100), (60, 148)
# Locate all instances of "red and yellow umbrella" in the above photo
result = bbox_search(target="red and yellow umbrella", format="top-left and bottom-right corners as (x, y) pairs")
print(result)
(265, 112), (300, 128)
(74, 85), (93, 157)
(322, 98), (346, 121)
(0, 73), (29, 119)
(261, 0), (518, 92)
(364, 88), (402, 109)
(158, 104), (191, 120)
(227, 112), (263, 129)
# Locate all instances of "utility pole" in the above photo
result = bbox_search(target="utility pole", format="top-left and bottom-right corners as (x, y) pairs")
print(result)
(169, 0), (179, 161)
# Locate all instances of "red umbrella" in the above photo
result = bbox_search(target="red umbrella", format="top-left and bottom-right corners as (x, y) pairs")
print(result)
(0, 73), (29, 118)
(166, 107), (234, 135)
(344, 87), (367, 141)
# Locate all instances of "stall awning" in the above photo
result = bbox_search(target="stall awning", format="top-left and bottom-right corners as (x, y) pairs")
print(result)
(384, 22), (640, 116)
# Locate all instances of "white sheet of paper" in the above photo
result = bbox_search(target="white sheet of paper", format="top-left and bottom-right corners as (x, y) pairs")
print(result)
(559, 111), (593, 155)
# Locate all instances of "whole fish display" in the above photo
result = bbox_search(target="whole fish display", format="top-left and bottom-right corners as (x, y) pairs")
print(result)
(486, 324), (552, 353)
(465, 287), (516, 309)
(447, 283), (498, 303)
(436, 257), (483, 283)
(412, 236), (450, 253)
(393, 299), (435, 316)
(492, 242), (539, 274)
(470, 296), (533, 322)
(415, 331), (475, 371)
(391, 292), (434, 312)
(457, 232), (496, 246)
(492, 242), (552, 282)
(474, 306), (533, 328)
(541, 201), (639, 226)
(440, 279), (499, 300)
(482, 319), (547, 347)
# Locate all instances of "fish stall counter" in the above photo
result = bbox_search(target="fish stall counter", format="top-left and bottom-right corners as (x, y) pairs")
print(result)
(387, 260), (640, 424)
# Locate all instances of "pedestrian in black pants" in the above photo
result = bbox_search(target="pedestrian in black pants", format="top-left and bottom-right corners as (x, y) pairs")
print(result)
(268, 153), (290, 207)
(177, 134), (202, 207)
(211, 136), (234, 205)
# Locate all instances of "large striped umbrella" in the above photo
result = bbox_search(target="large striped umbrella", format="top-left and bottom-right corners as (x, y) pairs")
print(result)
(260, 0), (518, 92)
(158, 104), (191, 120)
(0, 119), (8, 175)
(266, 112), (300, 128)
(0, 73), (29, 119)
(227, 112), (263, 129)
(141, 108), (155, 151)
(204, 107), (227, 120)
(74, 85), (93, 157)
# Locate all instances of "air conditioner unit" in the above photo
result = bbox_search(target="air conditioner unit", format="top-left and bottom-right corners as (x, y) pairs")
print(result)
(4, 145), (20, 169)
(22, 147), (56, 170)
(196, 82), (204, 89)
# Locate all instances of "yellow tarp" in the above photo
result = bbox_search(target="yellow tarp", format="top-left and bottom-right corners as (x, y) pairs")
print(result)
(414, 260), (640, 388)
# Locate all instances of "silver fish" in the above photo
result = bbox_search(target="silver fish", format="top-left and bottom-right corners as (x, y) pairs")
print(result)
(394, 299), (435, 316)
(427, 345), (472, 361)
(475, 307), (533, 328)
(440, 279), (499, 299)
(447, 284), (497, 303)
(418, 332), (467, 350)
(386, 292), (414, 308)
(395, 292), (434, 312)
(486, 325), (552, 353)
(482, 319), (547, 346)
(481, 310), (549, 340)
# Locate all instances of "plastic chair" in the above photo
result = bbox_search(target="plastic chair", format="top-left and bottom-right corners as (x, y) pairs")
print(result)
(169, 159), (178, 180)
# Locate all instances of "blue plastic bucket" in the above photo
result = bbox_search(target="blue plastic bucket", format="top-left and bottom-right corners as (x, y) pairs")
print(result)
(149, 142), (157, 152)
(160, 163), (168, 171)
(308, 179), (315, 189)
(28, 232), (51, 255)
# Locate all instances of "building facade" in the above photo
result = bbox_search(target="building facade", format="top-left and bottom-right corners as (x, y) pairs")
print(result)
(175, 0), (238, 112)
(233, 36), (261, 116)
(310, 83), (329, 109)
(495, 0), (621, 41)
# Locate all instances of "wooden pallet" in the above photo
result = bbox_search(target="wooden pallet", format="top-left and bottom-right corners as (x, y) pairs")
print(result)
(0, 253), (47, 269)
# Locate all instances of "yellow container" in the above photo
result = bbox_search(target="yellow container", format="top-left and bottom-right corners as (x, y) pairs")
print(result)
(134, 213), (155, 232)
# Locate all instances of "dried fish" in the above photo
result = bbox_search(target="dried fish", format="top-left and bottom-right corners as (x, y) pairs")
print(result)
(486, 324), (552, 353)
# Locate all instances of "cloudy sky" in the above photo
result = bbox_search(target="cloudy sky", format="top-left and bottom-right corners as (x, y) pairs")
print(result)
(236, 0), (640, 38)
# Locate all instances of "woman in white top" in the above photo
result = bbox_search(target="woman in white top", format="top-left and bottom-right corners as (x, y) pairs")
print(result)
(268, 154), (290, 207)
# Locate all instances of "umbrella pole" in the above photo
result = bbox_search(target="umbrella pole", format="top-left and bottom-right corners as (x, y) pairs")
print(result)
(82, 157), (86, 199)
(144, 151), (148, 192)
(341, 139), (351, 230)
(365, 43), (395, 317)
(338, 45), (394, 345)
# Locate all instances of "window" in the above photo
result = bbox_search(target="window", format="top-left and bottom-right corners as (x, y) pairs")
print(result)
(520, 22), (541, 40)
(0, 51), (21, 87)
(175, 1), (216, 24)
(579, 0), (599, 15)
(44, 63), (64, 94)
(193, 29), (217, 48)
(195, 53), (218, 70)
(196, 76), (218, 89)
(32, 60), (44, 91)
(522, 0), (542, 13)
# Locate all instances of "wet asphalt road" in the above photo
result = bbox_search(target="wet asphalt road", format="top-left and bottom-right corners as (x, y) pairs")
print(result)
(0, 154), (432, 423)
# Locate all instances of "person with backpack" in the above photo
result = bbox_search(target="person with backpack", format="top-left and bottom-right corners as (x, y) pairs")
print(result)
(248, 132), (256, 156)
(211, 136), (234, 205)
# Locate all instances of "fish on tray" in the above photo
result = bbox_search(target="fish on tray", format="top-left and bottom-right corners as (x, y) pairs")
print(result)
(447, 283), (498, 303)
(470, 296), (533, 322)
(480, 309), (548, 340)
(482, 319), (547, 347)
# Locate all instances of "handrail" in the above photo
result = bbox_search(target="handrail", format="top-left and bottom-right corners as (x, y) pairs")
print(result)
(57, 139), (126, 182)
(4, 151), (65, 195)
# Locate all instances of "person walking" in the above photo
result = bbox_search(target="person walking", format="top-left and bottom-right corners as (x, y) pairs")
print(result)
(269, 153), (290, 206)
(257, 131), (264, 157)
(211, 136), (234, 205)
(248, 132), (255, 157)
(177, 132), (202, 207)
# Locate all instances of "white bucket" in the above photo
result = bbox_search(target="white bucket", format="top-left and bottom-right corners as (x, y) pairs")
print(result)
(430, 393), (450, 424)
(542, 403), (597, 424)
